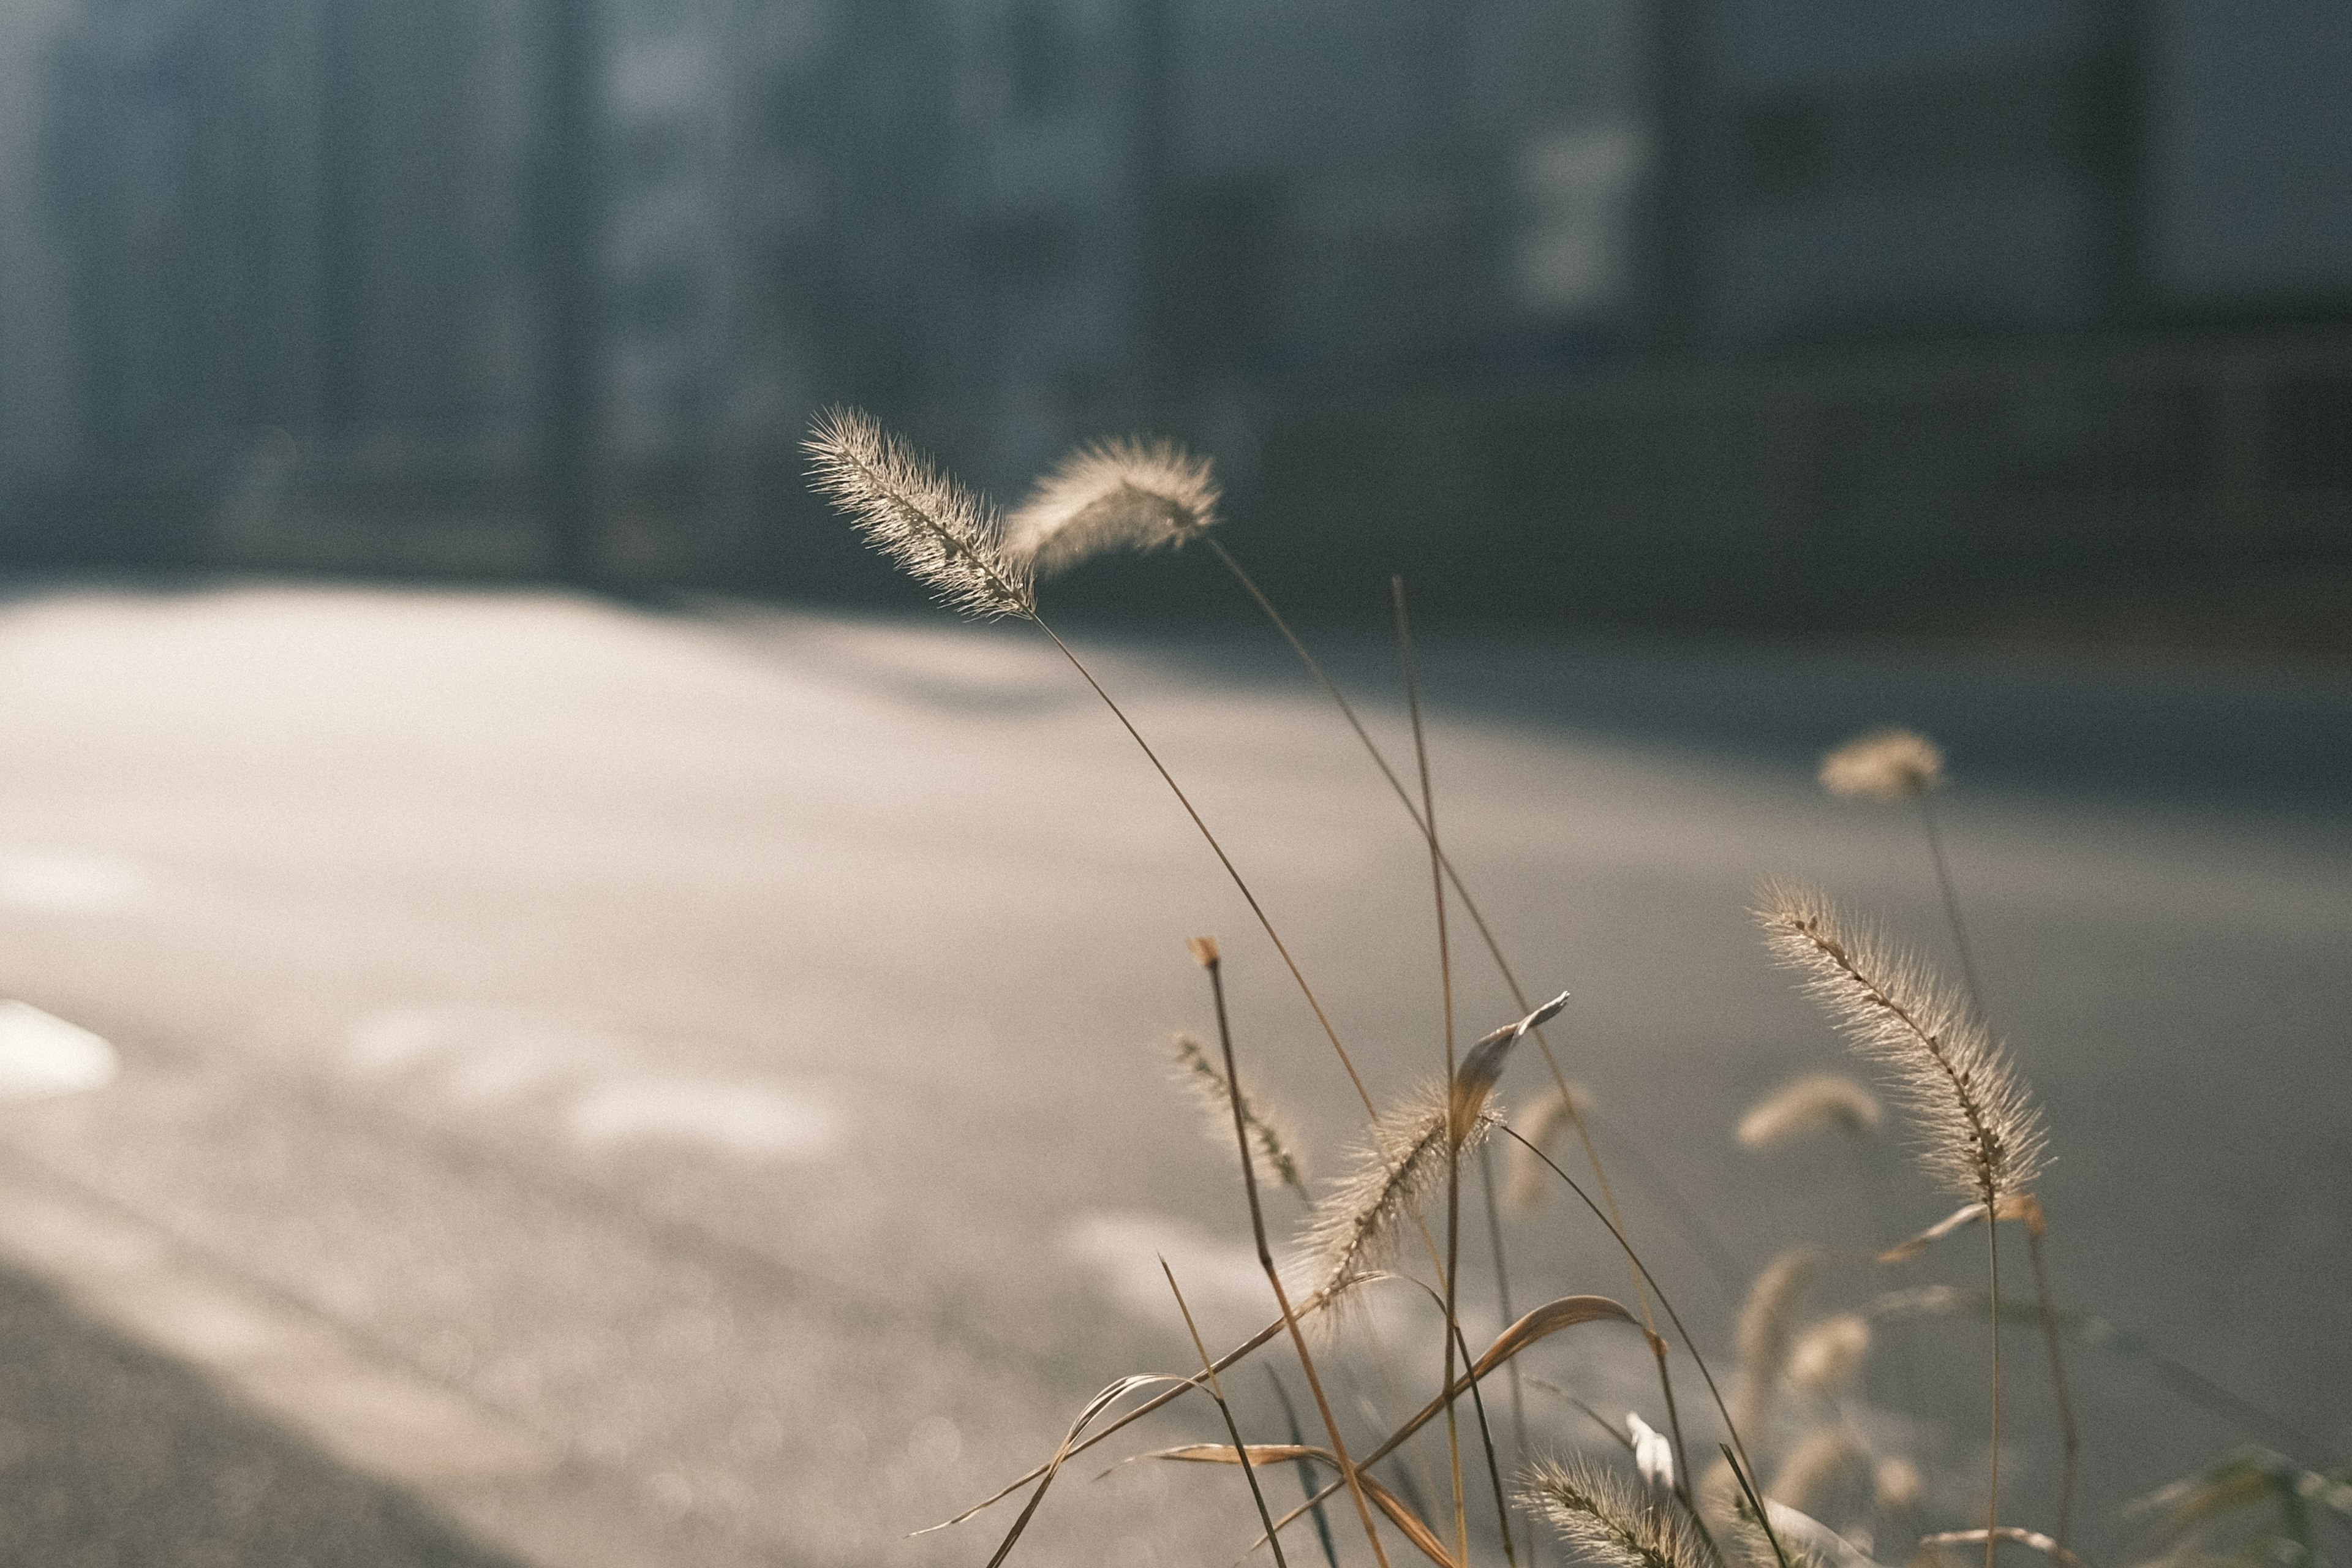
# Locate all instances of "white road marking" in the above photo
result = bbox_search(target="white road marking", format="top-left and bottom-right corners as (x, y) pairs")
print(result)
(0, 1001), (118, 1099)
(564, 1076), (837, 1160)
(1060, 1209), (1269, 1324)
(0, 849), (154, 913)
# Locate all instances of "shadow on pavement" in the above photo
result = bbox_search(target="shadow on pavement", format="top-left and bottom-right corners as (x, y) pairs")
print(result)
(0, 1259), (525, 1568)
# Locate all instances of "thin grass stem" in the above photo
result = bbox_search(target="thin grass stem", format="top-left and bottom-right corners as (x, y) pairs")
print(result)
(1164, 1257), (1291, 1568)
(2026, 1226), (2081, 1551)
(1202, 945), (1395, 1568)
(1449, 1317), (1518, 1568)
(1917, 792), (1986, 1027)
(1988, 1210), (2003, 1568)
(1478, 1144), (1538, 1565)
(1268, 1370), (1343, 1568)
(1393, 576), (1469, 1568)
(1201, 540), (1705, 1393)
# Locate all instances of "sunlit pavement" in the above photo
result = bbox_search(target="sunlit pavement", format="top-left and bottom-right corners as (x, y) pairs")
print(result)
(0, 581), (2342, 1566)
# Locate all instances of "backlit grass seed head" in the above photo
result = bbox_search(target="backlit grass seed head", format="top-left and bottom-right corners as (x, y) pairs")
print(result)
(1770, 1429), (1871, 1516)
(1819, 728), (1944, 801)
(1507, 1079), (1595, 1210)
(1738, 1073), (1884, 1150)
(1005, 437), (1221, 576)
(1733, 1247), (1821, 1449)
(1299, 1079), (1491, 1301)
(1521, 1455), (1711, 1568)
(805, 407), (1036, 620)
(1167, 1031), (1308, 1194)
(1788, 1314), (1873, 1397)
(1757, 883), (2046, 1205)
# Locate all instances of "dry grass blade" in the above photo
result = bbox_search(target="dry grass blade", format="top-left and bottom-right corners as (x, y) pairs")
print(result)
(1475, 1295), (1640, 1379)
(1746, 1500), (1882, 1568)
(964, 1373), (1184, 1567)
(1300, 1081), (1492, 1301)
(1163, 1257), (1289, 1568)
(1171, 1031), (1310, 1194)
(1737, 1074), (1883, 1150)
(1452, 991), (1570, 1140)
(1920, 1529), (2079, 1566)
(1877, 1194), (2043, 1263)
(1732, 1249), (1820, 1453)
(1506, 1082), (1594, 1210)
(804, 408), (1035, 620)
(1519, 1456), (1711, 1568)
(1005, 436), (1221, 575)
(1755, 884), (2046, 1206)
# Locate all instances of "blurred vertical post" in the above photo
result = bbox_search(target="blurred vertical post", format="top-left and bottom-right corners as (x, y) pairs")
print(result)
(540, 0), (603, 585)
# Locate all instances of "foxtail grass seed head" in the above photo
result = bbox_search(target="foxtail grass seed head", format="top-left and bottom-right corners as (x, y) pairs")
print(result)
(1299, 1080), (1488, 1301)
(1733, 1248), (1821, 1449)
(1628, 1413), (1676, 1493)
(1507, 1080), (1595, 1210)
(1521, 1456), (1711, 1568)
(1757, 884), (2046, 1205)
(1872, 1457), (1923, 1512)
(1167, 1032), (1308, 1194)
(1005, 437), (1221, 576)
(1787, 1314), (1873, 1398)
(1738, 1074), (1884, 1150)
(1819, 728), (1944, 801)
(1769, 1429), (1871, 1516)
(1452, 990), (1569, 1142)
(804, 407), (1036, 620)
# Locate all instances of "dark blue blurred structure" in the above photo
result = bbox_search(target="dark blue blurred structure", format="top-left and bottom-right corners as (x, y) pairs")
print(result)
(1, 0), (2347, 638)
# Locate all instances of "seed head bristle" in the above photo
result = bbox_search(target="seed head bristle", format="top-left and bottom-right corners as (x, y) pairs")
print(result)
(1297, 1080), (1488, 1303)
(1520, 1456), (1711, 1568)
(1737, 1073), (1884, 1150)
(1167, 1032), (1308, 1194)
(1819, 728), (1944, 801)
(1005, 436), (1221, 576)
(804, 407), (1036, 620)
(1756, 883), (2046, 1205)
(1732, 1247), (1820, 1452)
(1506, 1080), (1595, 1210)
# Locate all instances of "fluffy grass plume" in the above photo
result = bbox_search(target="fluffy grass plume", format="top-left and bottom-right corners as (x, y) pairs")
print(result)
(1005, 437), (1221, 576)
(1298, 1080), (1493, 1300)
(1520, 1455), (1711, 1568)
(1787, 1313), (1872, 1397)
(1757, 884), (2046, 1205)
(1738, 1073), (1883, 1150)
(1169, 1031), (1308, 1194)
(1732, 1247), (1821, 1449)
(1769, 1428), (1871, 1515)
(1504, 1080), (1594, 1210)
(1819, 728), (1944, 801)
(805, 407), (1036, 620)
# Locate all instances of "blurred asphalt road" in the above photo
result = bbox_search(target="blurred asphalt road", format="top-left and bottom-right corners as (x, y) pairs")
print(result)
(0, 581), (2342, 1567)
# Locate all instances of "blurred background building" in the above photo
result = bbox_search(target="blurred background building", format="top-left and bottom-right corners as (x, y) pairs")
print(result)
(1, 0), (2346, 640)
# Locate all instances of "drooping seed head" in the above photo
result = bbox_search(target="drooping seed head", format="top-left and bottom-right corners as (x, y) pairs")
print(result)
(1819, 728), (1944, 801)
(1738, 1072), (1884, 1150)
(1004, 436), (1221, 576)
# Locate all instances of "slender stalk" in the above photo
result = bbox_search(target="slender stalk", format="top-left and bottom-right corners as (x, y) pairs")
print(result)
(2027, 1226), (2081, 1551)
(1036, 620), (1382, 1123)
(1917, 791), (1985, 1025)
(1916, 796), (2076, 1555)
(1268, 1370), (1342, 1568)
(1987, 1208), (2002, 1568)
(1477, 1144), (1537, 1565)
(1202, 946), (1394, 1568)
(1164, 1257), (1290, 1568)
(1393, 576), (1468, 1567)
(1205, 538), (1702, 1403)
(1449, 1319), (1518, 1568)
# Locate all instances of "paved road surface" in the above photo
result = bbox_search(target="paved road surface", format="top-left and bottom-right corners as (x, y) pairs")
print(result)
(0, 581), (2342, 1567)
